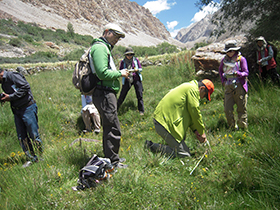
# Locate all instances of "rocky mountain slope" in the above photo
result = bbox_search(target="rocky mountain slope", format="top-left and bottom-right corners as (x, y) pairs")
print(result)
(0, 0), (185, 48)
(175, 10), (256, 48)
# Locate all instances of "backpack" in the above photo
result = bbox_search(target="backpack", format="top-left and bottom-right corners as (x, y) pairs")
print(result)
(72, 42), (108, 95)
(75, 154), (114, 190)
(267, 42), (278, 64)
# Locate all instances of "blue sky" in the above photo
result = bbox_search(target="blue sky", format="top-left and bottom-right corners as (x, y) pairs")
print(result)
(130, 0), (220, 37)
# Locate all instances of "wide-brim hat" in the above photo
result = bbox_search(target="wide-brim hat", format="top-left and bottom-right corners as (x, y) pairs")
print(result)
(104, 23), (125, 38)
(255, 36), (265, 42)
(202, 79), (214, 101)
(223, 40), (241, 53)
(124, 47), (135, 55)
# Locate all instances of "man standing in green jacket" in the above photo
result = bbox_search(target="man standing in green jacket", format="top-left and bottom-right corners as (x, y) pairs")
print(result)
(90, 23), (129, 168)
(146, 79), (214, 158)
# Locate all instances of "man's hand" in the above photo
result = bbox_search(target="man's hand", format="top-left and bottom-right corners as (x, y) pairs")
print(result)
(1, 92), (10, 102)
(120, 69), (129, 78)
(194, 130), (207, 143)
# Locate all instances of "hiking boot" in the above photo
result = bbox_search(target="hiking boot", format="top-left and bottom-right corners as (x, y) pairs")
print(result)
(22, 161), (33, 168)
(111, 161), (128, 171)
(94, 129), (100, 134)
(114, 162), (128, 169)
(119, 157), (126, 163)
(144, 140), (153, 149)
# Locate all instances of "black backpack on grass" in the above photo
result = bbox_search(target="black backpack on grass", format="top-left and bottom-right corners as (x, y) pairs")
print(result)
(75, 154), (113, 190)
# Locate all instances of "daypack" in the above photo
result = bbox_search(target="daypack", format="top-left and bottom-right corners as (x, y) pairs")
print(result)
(75, 154), (114, 190)
(72, 42), (109, 95)
(267, 42), (278, 64)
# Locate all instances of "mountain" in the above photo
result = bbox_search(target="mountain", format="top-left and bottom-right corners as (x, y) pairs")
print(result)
(175, 9), (256, 48)
(0, 0), (185, 47)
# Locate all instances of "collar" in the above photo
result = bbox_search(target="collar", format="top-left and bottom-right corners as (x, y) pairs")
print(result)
(100, 37), (113, 50)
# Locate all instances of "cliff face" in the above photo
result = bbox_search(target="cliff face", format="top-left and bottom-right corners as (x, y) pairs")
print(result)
(0, 0), (182, 47)
(175, 10), (256, 48)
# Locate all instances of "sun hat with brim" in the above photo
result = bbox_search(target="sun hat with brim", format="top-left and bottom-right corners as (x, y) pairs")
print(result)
(255, 36), (265, 42)
(124, 47), (135, 55)
(201, 79), (214, 101)
(223, 40), (241, 53)
(104, 23), (125, 38)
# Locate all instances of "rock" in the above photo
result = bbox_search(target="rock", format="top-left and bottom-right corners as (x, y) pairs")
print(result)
(16, 66), (28, 75)
(191, 36), (247, 77)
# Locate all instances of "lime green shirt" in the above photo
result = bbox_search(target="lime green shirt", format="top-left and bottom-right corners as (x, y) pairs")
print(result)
(154, 80), (205, 142)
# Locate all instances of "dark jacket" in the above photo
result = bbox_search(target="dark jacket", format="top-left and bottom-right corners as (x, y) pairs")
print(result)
(1, 71), (34, 109)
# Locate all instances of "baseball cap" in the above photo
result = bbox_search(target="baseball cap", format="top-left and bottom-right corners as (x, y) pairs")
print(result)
(202, 79), (214, 101)
(104, 23), (125, 38)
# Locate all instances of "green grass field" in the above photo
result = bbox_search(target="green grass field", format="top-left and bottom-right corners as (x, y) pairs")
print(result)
(1, 53), (280, 209)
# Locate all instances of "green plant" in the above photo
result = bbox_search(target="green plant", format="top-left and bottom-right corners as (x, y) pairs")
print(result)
(8, 38), (22, 47)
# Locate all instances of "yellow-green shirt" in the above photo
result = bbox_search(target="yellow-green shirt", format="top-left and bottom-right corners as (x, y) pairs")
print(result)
(154, 80), (205, 142)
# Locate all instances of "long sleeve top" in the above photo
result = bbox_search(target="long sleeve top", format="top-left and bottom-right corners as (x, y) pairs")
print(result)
(154, 80), (205, 142)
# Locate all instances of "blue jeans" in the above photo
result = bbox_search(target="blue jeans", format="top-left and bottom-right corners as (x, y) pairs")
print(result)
(13, 103), (42, 160)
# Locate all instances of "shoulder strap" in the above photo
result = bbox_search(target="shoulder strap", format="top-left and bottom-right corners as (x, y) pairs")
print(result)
(88, 42), (109, 74)
(133, 57), (139, 69)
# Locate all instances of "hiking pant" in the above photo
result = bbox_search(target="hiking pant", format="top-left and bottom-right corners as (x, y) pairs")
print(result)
(224, 82), (248, 129)
(92, 88), (121, 165)
(152, 119), (191, 158)
(261, 67), (280, 86)
(117, 79), (144, 113)
(13, 103), (43, 161)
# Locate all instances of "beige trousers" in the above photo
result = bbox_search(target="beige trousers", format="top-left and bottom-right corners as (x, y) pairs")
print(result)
(224, 82), (248, 129)
(81, 104), (101, 131)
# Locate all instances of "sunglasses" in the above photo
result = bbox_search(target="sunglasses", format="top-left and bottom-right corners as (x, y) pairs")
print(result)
(126, 54), (134, 56)
(109, 30), (122, 39)
(227, 50), (236, 53)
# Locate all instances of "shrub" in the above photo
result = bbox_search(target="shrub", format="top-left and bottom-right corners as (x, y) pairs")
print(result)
(9, 38), (22, 47)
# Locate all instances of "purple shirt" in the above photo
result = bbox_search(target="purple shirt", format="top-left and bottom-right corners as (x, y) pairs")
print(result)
(219, 56), (249, 92)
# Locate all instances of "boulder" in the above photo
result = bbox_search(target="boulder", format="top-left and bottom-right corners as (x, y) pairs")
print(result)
(191, 35), (247, 77)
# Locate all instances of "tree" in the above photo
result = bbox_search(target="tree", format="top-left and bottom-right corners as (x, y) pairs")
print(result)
(67, 22), (75, 38)
(196, 0), (280, 41)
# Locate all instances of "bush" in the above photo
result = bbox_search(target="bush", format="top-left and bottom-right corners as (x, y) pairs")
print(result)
(63, 48), (85, 61)
(9, 38), (22, 47)
(21, 34), (34, 43)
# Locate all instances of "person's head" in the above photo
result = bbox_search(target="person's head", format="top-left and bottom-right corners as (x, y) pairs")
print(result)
(124, 47), (135, 59)
(102, 23), (125, 46)
(0, 68), (4, 83)
(198, 79), (214, 101)
(255, 36), (266, 48)
(223, 40), (241, 58)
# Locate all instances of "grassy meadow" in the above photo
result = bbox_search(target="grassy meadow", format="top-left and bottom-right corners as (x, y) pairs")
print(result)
(0, 51), (280, 209)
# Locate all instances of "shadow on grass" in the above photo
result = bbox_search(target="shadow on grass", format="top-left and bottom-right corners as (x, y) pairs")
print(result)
(118, 100), (137, 115)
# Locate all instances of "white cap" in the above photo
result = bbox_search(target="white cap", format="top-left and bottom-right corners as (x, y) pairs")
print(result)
(103, 23), (125, 38)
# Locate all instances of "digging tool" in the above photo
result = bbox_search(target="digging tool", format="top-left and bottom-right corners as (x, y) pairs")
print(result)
(189, 139), (212, 175)
(190, 150), (208, 175)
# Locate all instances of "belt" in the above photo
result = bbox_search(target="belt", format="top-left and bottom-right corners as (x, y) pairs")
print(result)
(12, 100), (36, 110)
(96, 85), (115, 93)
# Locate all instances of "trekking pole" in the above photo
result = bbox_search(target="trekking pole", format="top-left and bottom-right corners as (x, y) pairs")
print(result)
(190, 150), (208, 175)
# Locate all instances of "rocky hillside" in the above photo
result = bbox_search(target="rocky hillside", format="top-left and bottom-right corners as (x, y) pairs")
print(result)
(175, 9), (256, 48)
(0, 0), (185, 48)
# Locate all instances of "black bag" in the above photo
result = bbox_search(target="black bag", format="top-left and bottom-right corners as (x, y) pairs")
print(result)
(76, 154), (113, 190)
